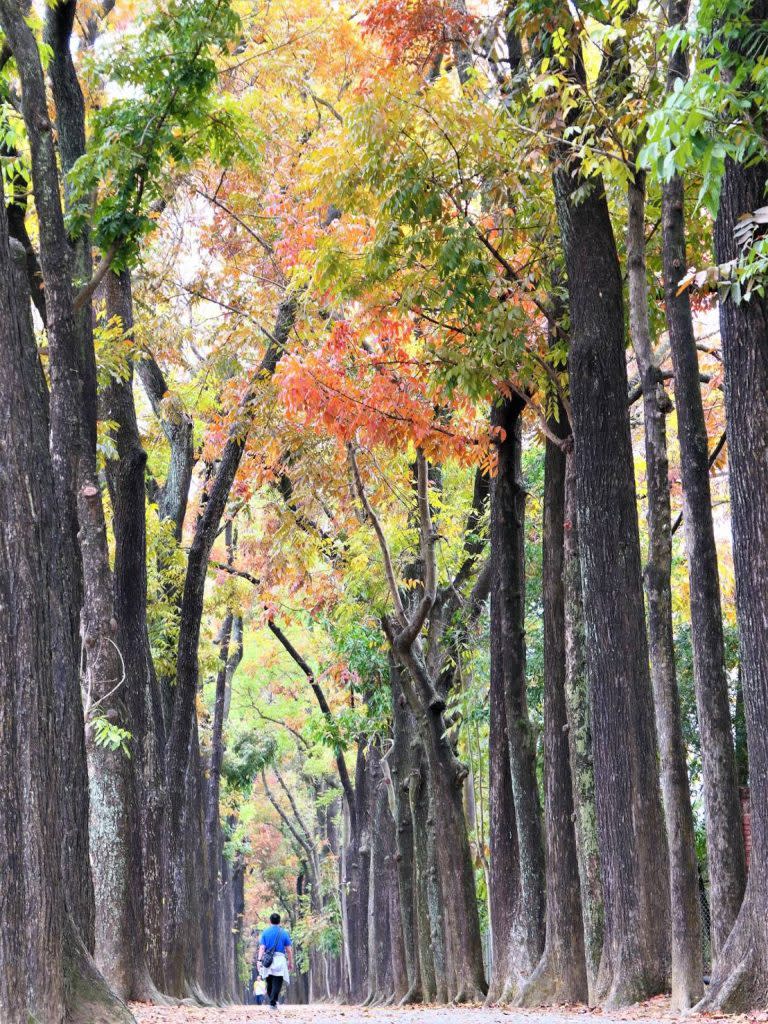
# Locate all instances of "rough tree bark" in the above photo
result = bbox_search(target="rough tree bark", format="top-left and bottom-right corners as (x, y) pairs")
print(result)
(0, 0), (96, 954)
(389, 620), (486, 1003)
(378, 728), (408, 1005)
(347, 743), (371, 1001)
(0, 201), (66, 1024)
(204, 542), (244, 1002)
(518, 431), (587, 1006)
(365, 753), (395, 1006)
(216, 853), (235, 1002)
(387, 818), (409, 1005)
(660, 0), (746, 962)
(204, 610), (232, 1001)
(75, 266), (153, 1006)
(0, 9), (144, 1019)
(43, 18), (168, 990)
(389, 658), (425, 1004)
(81, 476), (153, 1002)
(232, 855), (246, 998)
(697, 142), (768, 1012)
(486, 581), (523, 1004)
(562, 455), (604, 1002)
(102, 269), (168, 992)
(628, 171), (703, 1009)
(409, 741), (444, 1002)
(0, 210), (135, 1024)
(184, 720), (210, 1001)
(490, 396), (546, 999)
(554, 162), (671, 1005)
(136, 353), (194, 543)
(44, 0), (97, 448)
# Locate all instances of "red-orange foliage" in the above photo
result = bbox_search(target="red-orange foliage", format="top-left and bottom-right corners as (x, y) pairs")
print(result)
(362, 0), (476, 66)
(277, 315), (482, 463)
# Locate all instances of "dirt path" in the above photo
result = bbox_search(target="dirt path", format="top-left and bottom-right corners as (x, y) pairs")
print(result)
(128, 1000), (707, 1024)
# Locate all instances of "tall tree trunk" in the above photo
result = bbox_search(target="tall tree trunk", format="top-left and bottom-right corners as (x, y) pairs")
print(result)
(388, 834), (408, 1003)
(0, 219), (135, 1024)
(346, 742), (371, 1001)
(102, 269), (168, 992)
(81, 475), (153, 1002)
(204, 569), (244, 1001)
(378, 700), (409, 1005)
(365, 749), (392, 1005)
(389, 659), (424, 1003)
(628, 172), (703, 1008)
(44, 3), (102, 952)
(486, 581), (523, 1004)
(0, 208), (66, 1024)
(563, 454), (604, 1001)
(232, 854), (246, 997)
(554, 165), (670, 1006)
(205, 613), (233, 1000)
(660, 0), (746, 962)
(72, 279), (151, 1002)
(185, 719), (210, 1000)
(354, 745), (372, 999)
(408, 742), (442, 1002)
(518, 434), (588, 1005)
(394, 649), (487, 1001)
(0, 11), (141, 1019)
(0, 541), (27, 1023)
(0, 0), (96, 954)
(698, 149), (768, 1013)
(218, 853), (236, 1001)
(491, 395), (546, 995)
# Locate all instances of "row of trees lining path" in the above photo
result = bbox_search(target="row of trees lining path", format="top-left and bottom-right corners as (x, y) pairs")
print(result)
(1, 0), (768, 1020)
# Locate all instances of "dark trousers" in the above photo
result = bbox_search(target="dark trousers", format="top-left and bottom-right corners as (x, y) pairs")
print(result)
(266, 974), (283, 1005)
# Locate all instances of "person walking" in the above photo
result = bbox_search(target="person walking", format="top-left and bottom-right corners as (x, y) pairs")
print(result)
(253, 976), (267, 1005)
(257, 912), (293, 1008)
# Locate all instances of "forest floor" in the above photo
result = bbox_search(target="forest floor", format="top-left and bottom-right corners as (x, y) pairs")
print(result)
(129, 999), (768, 1024)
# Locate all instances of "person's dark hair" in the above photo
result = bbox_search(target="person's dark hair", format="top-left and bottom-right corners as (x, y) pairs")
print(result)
(270, 912), (281, 925)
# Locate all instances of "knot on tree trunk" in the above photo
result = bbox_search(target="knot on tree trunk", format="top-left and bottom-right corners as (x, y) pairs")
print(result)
(428, 693), (446, 713)
(656, 382), (674, 414)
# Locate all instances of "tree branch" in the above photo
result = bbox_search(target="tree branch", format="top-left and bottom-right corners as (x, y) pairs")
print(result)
(261, 770), (316, 862)
(274, 766), (317, 853)
(251, 707), (310, 749)
(208, 559), (260, 587)
(73, 243), (118, 312)
(397, 449), (438, 649)
(135, 350), (194, 539)
(347, 443), (407, 625)
(448, 466), (489, 598)
(267, 619), (358, 839)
